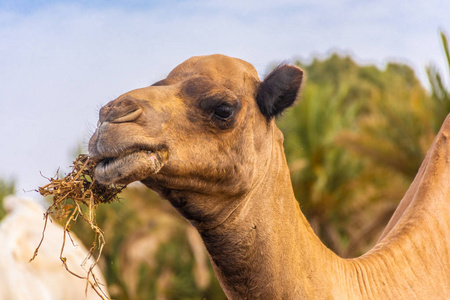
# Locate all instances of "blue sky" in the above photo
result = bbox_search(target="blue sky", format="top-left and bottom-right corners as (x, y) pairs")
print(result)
(1, 0), (449, 197)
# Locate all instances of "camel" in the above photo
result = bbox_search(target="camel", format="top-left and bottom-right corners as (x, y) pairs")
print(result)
(88, 54), (450, 299)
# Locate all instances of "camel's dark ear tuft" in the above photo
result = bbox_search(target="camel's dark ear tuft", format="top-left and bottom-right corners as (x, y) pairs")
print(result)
(256, 65), (304, 119)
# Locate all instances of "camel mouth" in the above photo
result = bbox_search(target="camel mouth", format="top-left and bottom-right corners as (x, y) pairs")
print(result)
(94, 148), (167, 185)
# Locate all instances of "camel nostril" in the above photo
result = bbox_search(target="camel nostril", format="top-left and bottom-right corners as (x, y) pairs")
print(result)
(99, 96), (143, 124)
(110, 108), (143, 123)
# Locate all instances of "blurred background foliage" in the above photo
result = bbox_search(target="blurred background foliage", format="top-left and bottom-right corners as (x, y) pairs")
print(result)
(278, 31), (449, 257)
(279, 55), (435, 257)
(1, 31), (449, 300)
(70, 186), (227, 300)
(0, 179), (15, 221)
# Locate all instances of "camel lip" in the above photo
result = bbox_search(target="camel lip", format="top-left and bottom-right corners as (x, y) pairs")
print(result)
(92, 146), (169, 185)
(91, 144), (168, 163)
(96, 149), (155, 169)
(96, 148), (148, 165)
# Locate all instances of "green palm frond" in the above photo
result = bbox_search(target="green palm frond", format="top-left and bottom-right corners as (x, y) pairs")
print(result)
(278, 53), (434, 257)
(426, 30), (450, 131)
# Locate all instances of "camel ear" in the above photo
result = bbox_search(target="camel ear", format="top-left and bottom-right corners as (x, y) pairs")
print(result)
(256, 65), (304, 118)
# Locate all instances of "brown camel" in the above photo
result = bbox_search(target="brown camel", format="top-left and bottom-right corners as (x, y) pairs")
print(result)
(89, 54), (450, 299)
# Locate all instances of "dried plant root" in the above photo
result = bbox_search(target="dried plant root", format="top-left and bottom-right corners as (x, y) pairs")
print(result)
(30, 154), (125, 300)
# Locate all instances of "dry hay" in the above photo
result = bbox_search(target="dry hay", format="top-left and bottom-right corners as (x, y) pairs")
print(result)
(30, 154), (125, 300)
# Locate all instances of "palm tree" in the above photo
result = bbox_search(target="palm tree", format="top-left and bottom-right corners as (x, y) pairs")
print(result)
(279, 55), (375, 256)
(278, 55), (434, 257)
(426, 30), (450, 132)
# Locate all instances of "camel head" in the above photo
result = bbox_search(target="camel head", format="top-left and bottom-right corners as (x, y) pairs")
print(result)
(89, 54), (303, 225)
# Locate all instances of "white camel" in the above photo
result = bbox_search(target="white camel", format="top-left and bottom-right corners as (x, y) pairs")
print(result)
(0, 196), (108, 300)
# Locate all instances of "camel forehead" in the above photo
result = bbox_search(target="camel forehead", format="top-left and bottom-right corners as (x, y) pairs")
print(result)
(119, 55), (260, 107)
(164, 54), (260, 87)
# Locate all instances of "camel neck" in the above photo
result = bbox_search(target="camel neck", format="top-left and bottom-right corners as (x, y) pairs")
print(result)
(195, 120), (450, 299)
(197, 128), (345, 299)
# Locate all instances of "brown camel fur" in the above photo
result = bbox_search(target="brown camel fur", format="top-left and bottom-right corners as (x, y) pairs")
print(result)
(89, 54), (450, 299)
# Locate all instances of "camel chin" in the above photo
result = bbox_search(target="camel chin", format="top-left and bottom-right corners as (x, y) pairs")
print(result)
(94, 150), (165, 185)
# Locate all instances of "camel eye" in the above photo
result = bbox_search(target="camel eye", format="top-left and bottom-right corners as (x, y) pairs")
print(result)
(213, 104), (234, 120)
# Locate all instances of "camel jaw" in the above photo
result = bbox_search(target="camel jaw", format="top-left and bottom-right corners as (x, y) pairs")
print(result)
(93, 149), (167, 185)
